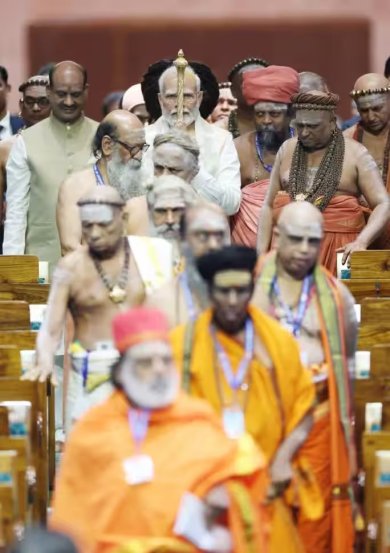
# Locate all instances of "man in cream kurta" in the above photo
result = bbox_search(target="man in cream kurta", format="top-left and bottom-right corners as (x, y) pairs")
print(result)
(142, 64), (241, 216)
(3, 61), (98, 271)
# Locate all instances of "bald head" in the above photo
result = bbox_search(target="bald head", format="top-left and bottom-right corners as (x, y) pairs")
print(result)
(78, 185), (125, 207)
(351, 73), (390, 134)
(185, 202), (230, 258)
(299, 72), (329, 93)
(48, 60), (88, 124)
(93, 109), (145, 160)
(78, 187), (126, 255)
(275, 202), (323, 279)
(353, 73), (390, 93)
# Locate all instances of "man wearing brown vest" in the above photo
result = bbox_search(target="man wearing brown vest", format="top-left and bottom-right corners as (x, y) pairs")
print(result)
(3, 61), (98, 271)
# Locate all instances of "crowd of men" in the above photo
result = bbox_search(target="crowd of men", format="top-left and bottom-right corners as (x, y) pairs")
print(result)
(1, 52), (390, 552)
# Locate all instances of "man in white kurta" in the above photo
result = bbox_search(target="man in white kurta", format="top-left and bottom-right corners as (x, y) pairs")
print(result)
(3, 61), (98, 271)
(142, 65), (241, 216)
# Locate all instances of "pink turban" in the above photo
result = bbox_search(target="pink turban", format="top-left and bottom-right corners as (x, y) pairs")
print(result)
(122, 83), (145, 112)
(242, 65), (299, 105)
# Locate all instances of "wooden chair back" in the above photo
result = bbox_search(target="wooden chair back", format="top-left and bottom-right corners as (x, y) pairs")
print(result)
(0, 257), (39, 284)
(0, 302), (30, 332)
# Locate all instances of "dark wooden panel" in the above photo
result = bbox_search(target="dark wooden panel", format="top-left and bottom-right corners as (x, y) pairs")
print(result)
(0, 302), (30, 331)
(27, 18), (370, 120)
(0, 283), (49, 304)
(343, 279), (390, 301)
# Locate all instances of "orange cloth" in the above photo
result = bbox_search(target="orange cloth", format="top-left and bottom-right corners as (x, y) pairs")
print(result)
(272, 192), (365, 274)
(50, 391), (267, 553)
(231, 179), (269, 248)
(242, 66), (299, 105)
(171, 305), (321, 553)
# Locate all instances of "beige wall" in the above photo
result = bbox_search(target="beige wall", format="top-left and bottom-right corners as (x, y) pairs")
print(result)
(2, 0), (389, 110)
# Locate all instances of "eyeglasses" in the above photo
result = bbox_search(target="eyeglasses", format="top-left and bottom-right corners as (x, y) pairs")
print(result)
(22, 97), (50, 108)
(113, 139), (149, 157)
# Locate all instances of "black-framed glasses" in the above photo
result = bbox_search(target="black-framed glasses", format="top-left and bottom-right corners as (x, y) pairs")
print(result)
(22, 97), (50, 108)
(113, 139), (149, 157)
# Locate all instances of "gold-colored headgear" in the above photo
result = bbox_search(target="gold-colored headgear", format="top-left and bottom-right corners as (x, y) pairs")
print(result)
(350, 86), (390, 99)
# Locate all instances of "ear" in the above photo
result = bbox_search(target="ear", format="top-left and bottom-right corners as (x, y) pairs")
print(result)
(6, 84), (11, 93)
(196, 90), (203, 108)
(83, 84), (89, 101)
(101, 135), (114, 157)
(157, 92), (163, 109)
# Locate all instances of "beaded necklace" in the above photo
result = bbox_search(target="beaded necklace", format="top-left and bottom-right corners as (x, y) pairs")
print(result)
(91, 238), (130, 304)
(356, 123), (390, 186)
(228, 111), (240, 138)
(288, 128), (345, 211)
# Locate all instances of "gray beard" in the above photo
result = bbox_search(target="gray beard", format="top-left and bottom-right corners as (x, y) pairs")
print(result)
(257, 128), (286, 151)
(106, 156), (145, 200)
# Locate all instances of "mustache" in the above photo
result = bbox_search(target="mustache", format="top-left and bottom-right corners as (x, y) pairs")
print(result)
(157, 222), (181, 233)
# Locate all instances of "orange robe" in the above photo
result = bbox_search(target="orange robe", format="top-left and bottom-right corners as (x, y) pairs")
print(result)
(50, 391), (267, 553)
(171, 305), (322, 553)
(256, 253), (355, 553)
(272, 192), (366, 275)
(231, 179), (269, 248)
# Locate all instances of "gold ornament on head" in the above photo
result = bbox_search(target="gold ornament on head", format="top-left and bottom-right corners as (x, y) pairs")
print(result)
(173, 49), (188, 126)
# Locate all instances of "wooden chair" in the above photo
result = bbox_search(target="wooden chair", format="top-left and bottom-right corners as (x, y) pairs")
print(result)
(358, 298), (390, 350)
(363, 432), (390, 553)
(0, 331), (37, 351)
(343, 251), (390, 301)
(0, 257), (39, 284)
(0, 380), (49, 523)
(0, 437), (30, 526)
(0, 348), (23, 378)
(0, 450), (21, 545)
(0, 302), (30, 332)
(0, 283), (49, 304)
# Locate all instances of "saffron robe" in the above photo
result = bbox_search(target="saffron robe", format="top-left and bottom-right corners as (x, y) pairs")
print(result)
(171, 305), (322, 553)
(51, 391), (267, 553)
(231, 179), (269, 248)
(256, 253), (356, 553)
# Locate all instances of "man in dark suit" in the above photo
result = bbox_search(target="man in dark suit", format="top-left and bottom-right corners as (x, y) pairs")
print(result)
(0, 66), (24, 140)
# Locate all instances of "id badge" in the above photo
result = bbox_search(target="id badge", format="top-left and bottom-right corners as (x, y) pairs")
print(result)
(222, 405), (245, 439)
(123, 454), (154, 485)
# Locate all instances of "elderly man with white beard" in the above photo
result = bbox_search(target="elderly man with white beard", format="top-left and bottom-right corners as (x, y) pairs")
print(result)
(57, 109), (150, 255)
(142, 64), (241, 216)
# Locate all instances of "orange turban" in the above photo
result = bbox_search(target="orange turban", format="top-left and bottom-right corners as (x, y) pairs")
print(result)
(242, 65), (299, 105)
(112, 308), (170, 353)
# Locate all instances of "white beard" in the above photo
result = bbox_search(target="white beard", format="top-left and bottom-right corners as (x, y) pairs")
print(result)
(106, 150), (145, 200)
(121, 370), (179, 410)
(162, 107), (199, 129)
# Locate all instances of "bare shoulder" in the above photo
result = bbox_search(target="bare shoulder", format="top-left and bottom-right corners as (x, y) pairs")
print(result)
(126, 195), (147, 210)
(56, 246), (89, 273)
(61, 167), (94, 191)
(343, 125), (357, 139)
(344, 136), (378, 167)
(278, 137), (297, 158)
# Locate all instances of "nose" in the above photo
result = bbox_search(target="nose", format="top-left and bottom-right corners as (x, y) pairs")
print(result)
(299, 238), (309, 253)
(64, 93), (74, 106)
(367, 109), (376, 122)
(220, 100), (229, 112)
(89, 224), (101, 240)
(160, 167), (171, 176)
(166, 209), (174, 225)
(152, 356), (167, 375)
(300, 126), (310, 138)
(227, 289), (239, 306)
(207, 235), (220, 251)
(133, 148), (143, 162)
(32, 101), (41, 112)
(263, 112), (272, 125)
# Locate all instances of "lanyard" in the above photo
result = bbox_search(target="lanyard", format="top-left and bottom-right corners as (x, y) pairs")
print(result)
(178, 271), (197, 321)
(211, 318), (254, 391)
(128, 409), (150, 451)
(271, 274), (313, 337)
(93, 163), (105, 186)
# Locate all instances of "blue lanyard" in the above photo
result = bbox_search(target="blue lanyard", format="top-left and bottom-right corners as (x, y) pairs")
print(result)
(93, 163), (105, 186)
(178, 271), (197, 321)
(211, 318), (254, 391)
(271, 274), (313, 337)
(128, 409), (150, 451)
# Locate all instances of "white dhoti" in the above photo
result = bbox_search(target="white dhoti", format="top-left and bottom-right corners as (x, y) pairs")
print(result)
(69, 348), (119, 425)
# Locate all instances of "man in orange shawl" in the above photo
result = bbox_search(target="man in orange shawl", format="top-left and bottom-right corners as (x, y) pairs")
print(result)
(344, 73), (390, 248)
(257, 91), (390, 274)
(253, 201), (359, 553)
(171, 245), (322, 553)
(232, 66), (299, 248)
(50, 307), (268, 553)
